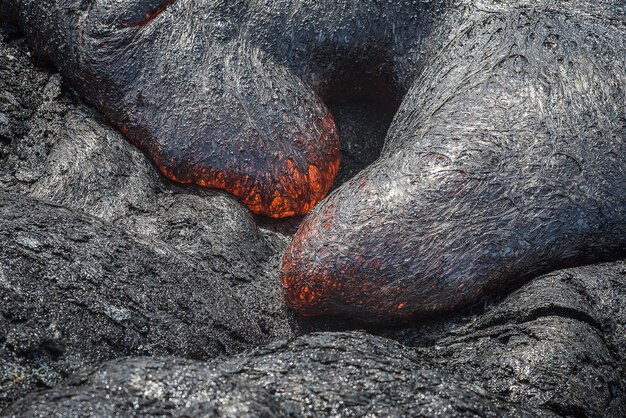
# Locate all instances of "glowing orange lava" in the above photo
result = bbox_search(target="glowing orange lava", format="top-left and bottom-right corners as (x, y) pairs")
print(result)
(131, 0), (177, 27)
(126, 113), (340, 218)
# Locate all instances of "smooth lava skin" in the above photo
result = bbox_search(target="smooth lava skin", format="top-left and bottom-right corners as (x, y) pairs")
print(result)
(4, 0), (626, 322)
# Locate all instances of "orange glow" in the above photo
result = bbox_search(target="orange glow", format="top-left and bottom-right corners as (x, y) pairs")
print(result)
(128, 114), (340, 218)
(132, 0), (176, 27)
(118, 94), (339, 218)
(154, 158), (340, 218)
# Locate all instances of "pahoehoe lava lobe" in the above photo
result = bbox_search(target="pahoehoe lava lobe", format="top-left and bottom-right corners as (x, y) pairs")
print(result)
(282, 2), (626, 322)
(4, 0), (626, 322)
(4, 0), (368, 217)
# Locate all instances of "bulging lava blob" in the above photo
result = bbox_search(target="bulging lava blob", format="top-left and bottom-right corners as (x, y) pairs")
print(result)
(5, 0), (625, 321)
(3, 0), (428, 219)
(282, 2), (626, 322)
(6, 0), (348, 217)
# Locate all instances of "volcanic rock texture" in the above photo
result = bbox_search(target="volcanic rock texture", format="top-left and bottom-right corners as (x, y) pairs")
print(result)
(0, 3), (625, 417)
(3, 0), (625, 322)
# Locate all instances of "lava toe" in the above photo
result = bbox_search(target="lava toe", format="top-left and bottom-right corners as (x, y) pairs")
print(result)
(9, 0), (340, 217)
(281, 6), (626, 322)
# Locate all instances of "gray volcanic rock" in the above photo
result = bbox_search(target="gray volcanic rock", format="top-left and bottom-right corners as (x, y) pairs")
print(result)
(0, 193), (263, 410)
(0, 23), (294, 339)
(387, 261), (626, 417)
(10, 0), (624, 323)
(1, 332), (551, 418)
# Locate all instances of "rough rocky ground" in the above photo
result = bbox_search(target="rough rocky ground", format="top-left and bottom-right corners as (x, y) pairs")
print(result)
(3, 333), (547, 417)
(0, 19), (625, 418)
(0, 193), (264, 408)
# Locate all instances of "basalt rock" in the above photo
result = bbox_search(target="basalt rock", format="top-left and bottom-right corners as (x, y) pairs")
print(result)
(7, 0), (624, 322)
(382, 260), (626, 417)
(0, 29), (292, 340)
(2, 332), (551, 417)
(2, 5), (626, 417)
(0, 193), (263, 410)
(0, 24), (393, 341)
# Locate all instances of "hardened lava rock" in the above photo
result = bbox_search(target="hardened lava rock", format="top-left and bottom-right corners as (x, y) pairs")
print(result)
(0, 24), (393, 343)
(0, 193), (263, 410)
(4, 0), (625, 322)
(1, 17), (626, 417)
(2, 332), (550, 417)
(387, 260), (626, 416)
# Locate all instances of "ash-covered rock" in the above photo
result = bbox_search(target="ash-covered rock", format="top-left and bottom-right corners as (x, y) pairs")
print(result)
(2, 332), (552, 417)
(0, 193), (264, 409)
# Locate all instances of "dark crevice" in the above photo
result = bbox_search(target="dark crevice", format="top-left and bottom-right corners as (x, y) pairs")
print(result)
(546, 402), (591, 418)
(329, 100), (394, 189)
(518, 305), (604, 333)
(319, 68), (403, 112)
(472, 305), (605, 337)
(254, 99), (393, 234)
